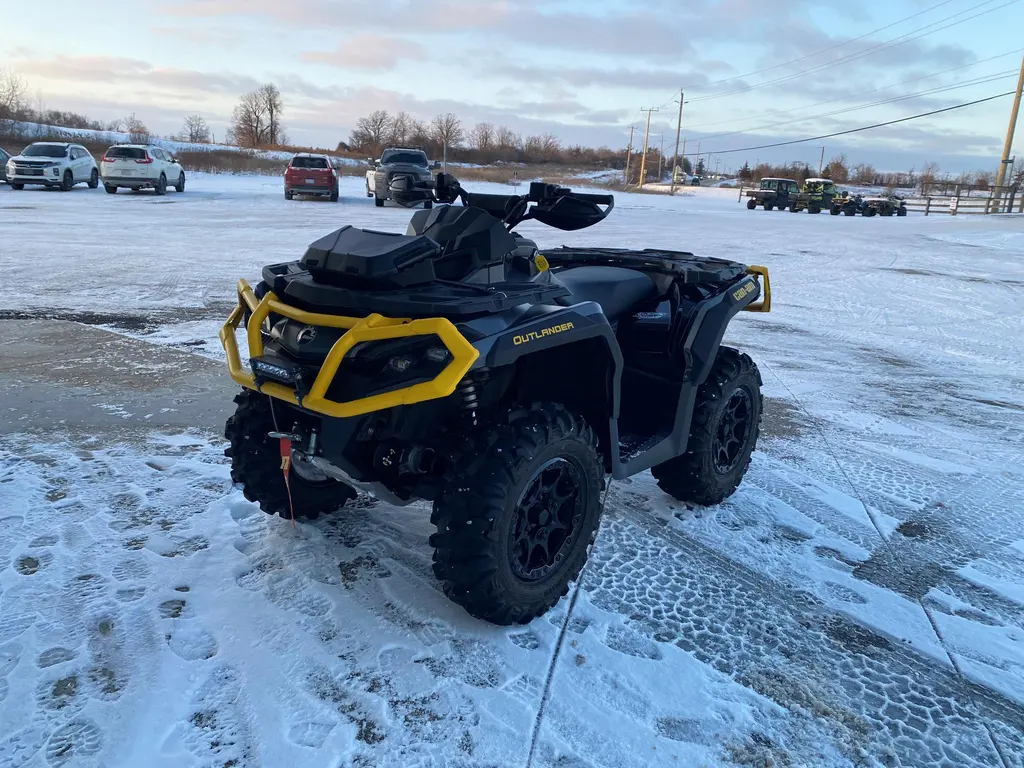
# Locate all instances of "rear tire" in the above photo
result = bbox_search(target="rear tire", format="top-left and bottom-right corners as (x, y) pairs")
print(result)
(374, 196), (384, 208)
(864, 207), (876, 217)
(652, 347), (762, 506)
(746, 198), (757, 210)
(87, 169), (99, 189)
(431, 403), (603, 625)
(830, 206), (841, 215)
(285, 188), (293, 200)
(844, 207), (856, 216)
(224, 389), (357, 520)
(897, 207), (907, 217)
(329, 188), (339, 202)
(104, 185), (118, 194)
(763, 202), (773, 211)
(155, 174), (167, 196)
(60, 171), (73, 192)
(809, 204), (821, 214)
(175, 173), (185, 193)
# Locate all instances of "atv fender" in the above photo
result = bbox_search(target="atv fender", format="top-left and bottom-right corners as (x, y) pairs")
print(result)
(476, 301), (623, 470)
(614, 275), (762, 479)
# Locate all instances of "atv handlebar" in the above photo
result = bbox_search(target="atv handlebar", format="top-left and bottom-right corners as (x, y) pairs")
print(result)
(433, 174), (614, 232)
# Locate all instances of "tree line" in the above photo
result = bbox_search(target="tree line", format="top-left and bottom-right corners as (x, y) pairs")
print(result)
(345, 108), (625, 167)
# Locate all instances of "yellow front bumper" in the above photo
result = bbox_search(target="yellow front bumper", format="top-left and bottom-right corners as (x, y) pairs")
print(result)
(219, 279), (480, 418)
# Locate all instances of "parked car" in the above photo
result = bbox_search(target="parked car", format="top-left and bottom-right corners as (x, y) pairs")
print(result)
(0, 147), (10, 183)
(5, 142), (98, 191)
(100, 145), (184, 195)
(365, 146), (439, 208)
(285, 153), (339, 201)
(744, 178), (800, 211)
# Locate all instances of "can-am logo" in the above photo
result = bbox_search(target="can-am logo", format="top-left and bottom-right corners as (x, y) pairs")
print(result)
(296, 326), (318, 344)
(513, 322), (574, 346)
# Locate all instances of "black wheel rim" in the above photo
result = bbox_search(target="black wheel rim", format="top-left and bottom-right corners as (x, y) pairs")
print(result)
(713, 387), (753, 474)
(509, 458), (586, 583)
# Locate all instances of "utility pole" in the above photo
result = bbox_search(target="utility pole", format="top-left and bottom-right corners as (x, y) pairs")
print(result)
(638, 107), (658, 188)
(993, 52), (1024, 212)
(671, 89), (684, 194)
(624, 125), (634, 187)
(819, 145), (825, 176)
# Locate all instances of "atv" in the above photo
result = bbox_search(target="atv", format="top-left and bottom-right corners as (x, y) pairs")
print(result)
(830, 191), (863, 216)
(861, 194), (908, 217)
(220, 174), (771, 625)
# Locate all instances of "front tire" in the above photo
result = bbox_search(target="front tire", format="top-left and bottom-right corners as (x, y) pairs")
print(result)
(175, 173), (185, 193)
(104, 185), (117, 194)
(746, 198), (757, 210)
(10, 183), (23, 190)
(224, 389), (357, 519)
(652, 347), (762, 506)
(374, 196), (384, 208)
(431, 403), (603, 625)
(60, 171), (73, 192)
(830, 206), (841, 215)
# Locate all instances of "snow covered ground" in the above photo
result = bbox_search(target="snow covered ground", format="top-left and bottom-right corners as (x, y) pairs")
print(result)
(1, 175), (1024, 767)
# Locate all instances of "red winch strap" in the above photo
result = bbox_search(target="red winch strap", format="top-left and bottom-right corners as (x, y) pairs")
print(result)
(279, 437), (296, 528)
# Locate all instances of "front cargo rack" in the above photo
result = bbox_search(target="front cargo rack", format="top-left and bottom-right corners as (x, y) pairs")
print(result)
(262, 261), (571, 319)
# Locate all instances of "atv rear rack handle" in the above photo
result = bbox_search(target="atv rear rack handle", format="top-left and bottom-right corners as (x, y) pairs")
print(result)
(744, 266), (771, 312)
(219, 279), (480, 418)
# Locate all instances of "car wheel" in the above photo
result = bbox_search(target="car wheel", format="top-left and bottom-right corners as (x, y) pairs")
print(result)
(174, 173), (185, 193)
(763, 202), (773, 211)
(155, 174), (167, 196)
(87, 169), (99, 189)
(746, 198), (757, 210)
(60, 171), (73, 192)
(104, 185), (118, 194)
(830, 206), (841, 215)
(330, 188), (339, 202)
(10, 183), (23, 190)
(374, 196), (384, 208)
(284, 188), (293, 200)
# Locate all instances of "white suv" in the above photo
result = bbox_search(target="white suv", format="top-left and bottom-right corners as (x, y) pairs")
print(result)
(6, 142), (99, 191)
(100, 145), (185, 195)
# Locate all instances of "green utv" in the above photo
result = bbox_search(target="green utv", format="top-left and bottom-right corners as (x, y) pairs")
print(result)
(221, 174), (772, 625)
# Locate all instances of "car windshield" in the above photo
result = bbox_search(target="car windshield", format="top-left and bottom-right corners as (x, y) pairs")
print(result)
(382, 151), (427, 166)
(762, 180), (777, 190)
(291, 156), (329, 169)
(107, 147), (148, 160)
(23, 144), (67, 158)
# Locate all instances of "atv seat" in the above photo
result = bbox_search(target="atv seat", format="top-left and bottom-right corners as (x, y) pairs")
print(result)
(553, 266), (657, 321)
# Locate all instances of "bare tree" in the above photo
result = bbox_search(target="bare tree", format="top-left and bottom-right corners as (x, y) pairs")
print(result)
(408, 118), (430, 148)
(495, 125), (519, 149)
(973, 170), (993, 190)
(123, 113), (150, 144)
(228, 90), (266, 148)
(824, 153), (849, 183)
(850, 162), (877, 185)
(349, 110), (392, 154)
(919, 161), (940, 191)
(257, 83), (285, 145)
(470, 122), (494, 151)
(0, 68), (27, 129)
(389, 111), (413, 145)
(183, 114), (211, 143)
(431, 112), (464, 149)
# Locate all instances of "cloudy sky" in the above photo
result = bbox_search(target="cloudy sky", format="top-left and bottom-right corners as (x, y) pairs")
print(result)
(3, 0), (1022, 172)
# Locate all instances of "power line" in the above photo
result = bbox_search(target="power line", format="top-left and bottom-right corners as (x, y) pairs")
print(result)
(691, 0), (961, 91)
(681, 47), (1024, 131)
(687, 0), (1018, 104)
(696, 71), (1017, 142)
(692, 91), (1013, 155)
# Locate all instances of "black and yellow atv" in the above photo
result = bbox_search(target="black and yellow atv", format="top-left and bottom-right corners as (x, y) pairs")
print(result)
(221, 174), (771, 625)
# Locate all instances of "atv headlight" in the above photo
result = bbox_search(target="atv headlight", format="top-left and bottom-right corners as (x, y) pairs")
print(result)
(329, 335), (454, 402)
